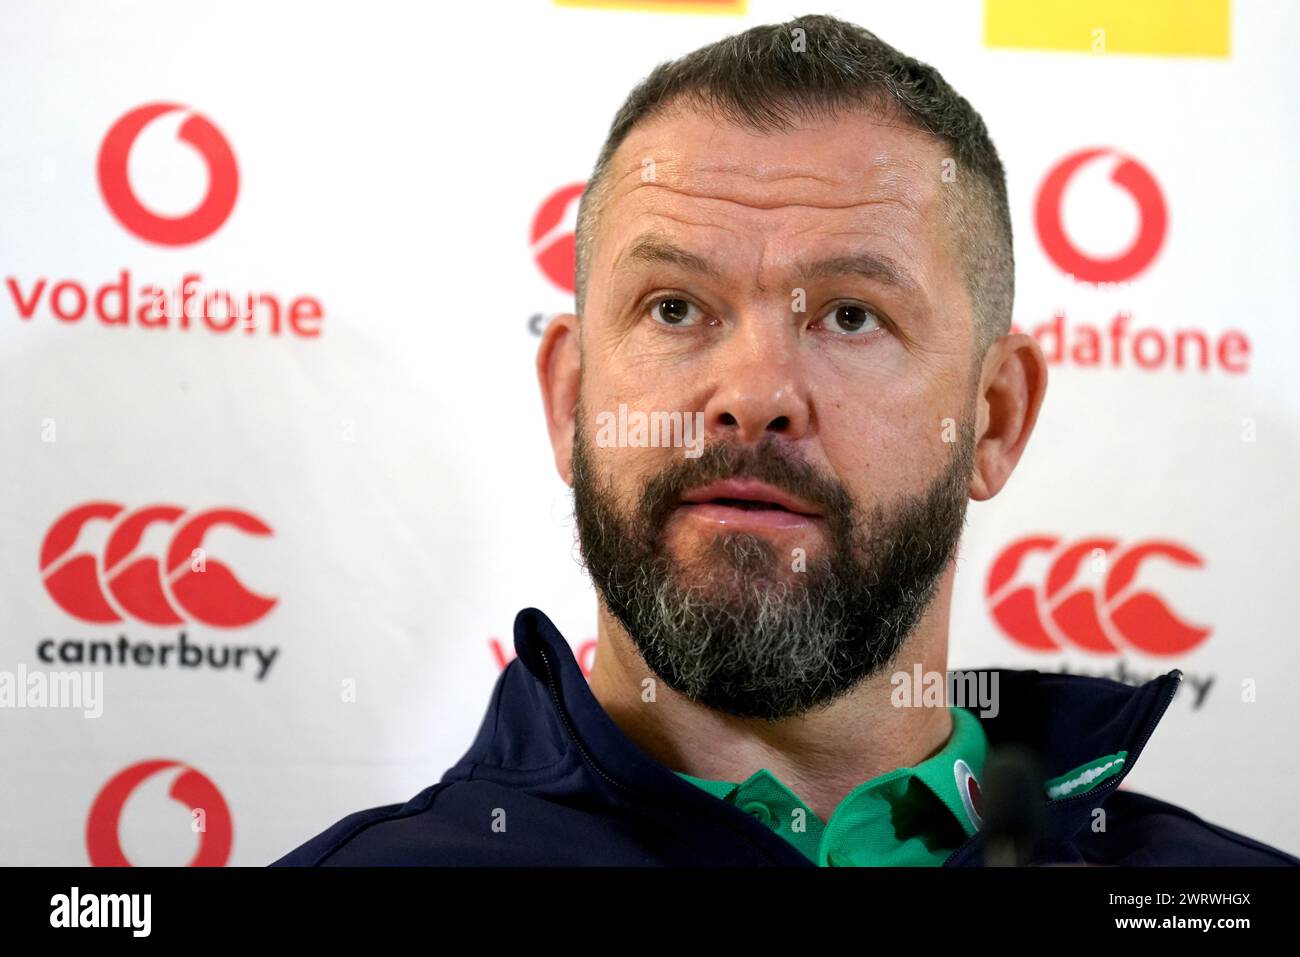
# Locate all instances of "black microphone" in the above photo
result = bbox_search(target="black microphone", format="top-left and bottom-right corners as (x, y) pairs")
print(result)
(979, 744), (1050, 866)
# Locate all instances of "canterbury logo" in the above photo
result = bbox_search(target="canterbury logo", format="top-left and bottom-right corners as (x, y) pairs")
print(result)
(986, 536), (1210, 656)
(40, 503), (276, 628)
(530, 182), (584, 293)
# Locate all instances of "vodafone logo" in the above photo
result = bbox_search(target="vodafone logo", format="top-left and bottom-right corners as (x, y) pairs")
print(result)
(86, 759), (232, 866)
(986, 536), (1210, 657)
(9, 102), (326, 336)
(97, 103), (239, 245)
(531, 182), (585, 293)
(40, 503), (276, 628)
(1035, 148), (1167, 283)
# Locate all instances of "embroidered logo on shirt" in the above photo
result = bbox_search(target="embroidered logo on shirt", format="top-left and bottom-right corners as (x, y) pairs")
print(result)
(954, 758), (983, 830)
(1044, 752), (1129, 800)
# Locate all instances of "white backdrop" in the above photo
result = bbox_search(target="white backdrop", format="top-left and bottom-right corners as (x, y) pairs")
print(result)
(2, 0), (1297, 865)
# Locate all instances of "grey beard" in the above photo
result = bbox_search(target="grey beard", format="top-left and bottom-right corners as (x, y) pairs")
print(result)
(571, 404), (975, 721)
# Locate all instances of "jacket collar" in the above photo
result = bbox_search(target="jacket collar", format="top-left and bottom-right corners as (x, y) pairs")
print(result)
(486, 607), (1183, 862)
(956, 656), (1183, 863)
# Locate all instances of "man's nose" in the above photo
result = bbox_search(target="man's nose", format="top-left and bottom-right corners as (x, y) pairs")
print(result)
(701, 321), (811, 444)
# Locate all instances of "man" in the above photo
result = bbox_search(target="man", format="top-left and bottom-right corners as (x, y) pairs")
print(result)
(273, 14), (1298, 866)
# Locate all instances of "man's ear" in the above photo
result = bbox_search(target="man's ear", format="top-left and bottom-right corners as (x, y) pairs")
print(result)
(536, 312), (581, 486)
(969, 332), (1049, 502)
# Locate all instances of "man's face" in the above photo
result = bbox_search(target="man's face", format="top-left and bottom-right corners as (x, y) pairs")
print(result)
(569, 104), (981, 721)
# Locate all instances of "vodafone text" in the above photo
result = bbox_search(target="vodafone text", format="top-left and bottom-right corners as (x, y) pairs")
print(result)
(6, 271), (323, 337)
(50, 887), (151, 937)
(1010, 312), (1249, 374)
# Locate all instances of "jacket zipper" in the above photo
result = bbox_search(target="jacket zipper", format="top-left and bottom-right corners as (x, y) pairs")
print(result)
(535, 646), (634, 794)
(942, 671), (1184, 867)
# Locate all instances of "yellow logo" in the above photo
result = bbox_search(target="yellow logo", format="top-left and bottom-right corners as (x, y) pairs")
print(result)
(985, 0), (1230, 58)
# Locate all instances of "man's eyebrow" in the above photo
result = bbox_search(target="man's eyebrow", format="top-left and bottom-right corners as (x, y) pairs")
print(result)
(795, 252), (920, 295)
(616, 234), (920, 296)
(618, 234), (724, 280)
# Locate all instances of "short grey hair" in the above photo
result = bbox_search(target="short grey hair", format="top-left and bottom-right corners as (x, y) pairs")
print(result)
(573, 12), (1014, 365)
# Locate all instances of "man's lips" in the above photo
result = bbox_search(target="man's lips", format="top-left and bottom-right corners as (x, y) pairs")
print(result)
(673, 479), (822, 531)
(679, 479), (822, 515)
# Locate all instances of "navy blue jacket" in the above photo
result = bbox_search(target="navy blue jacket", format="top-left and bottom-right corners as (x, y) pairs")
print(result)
(273, 607), (1300, 866)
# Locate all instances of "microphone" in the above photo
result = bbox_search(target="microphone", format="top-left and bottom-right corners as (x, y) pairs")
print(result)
(979, 744), (1050, 866)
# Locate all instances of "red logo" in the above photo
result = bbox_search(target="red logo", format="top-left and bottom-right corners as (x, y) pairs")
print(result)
(40, 503), (277, 628)
(1035, 148), (1167, 283)
(530, 182), (585, 293)
(86, 759), (232, 866)
(986, 536), (1210, 656)
(97, 103), (239, 245)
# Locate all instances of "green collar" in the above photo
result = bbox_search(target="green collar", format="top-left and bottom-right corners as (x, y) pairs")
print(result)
(675, 706), (988, 866)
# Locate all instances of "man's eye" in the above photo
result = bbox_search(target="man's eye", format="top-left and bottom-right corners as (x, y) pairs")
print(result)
(817, 303), (882, 336)
(650, 297), (701, 327)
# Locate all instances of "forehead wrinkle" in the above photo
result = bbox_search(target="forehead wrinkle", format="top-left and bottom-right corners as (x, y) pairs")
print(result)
(609, 127), (940, 208)
(608, 188), (931, 285)
(602, 161), (943, 306)
(614, 176), (921, 215)
(611, 200), (926, 276)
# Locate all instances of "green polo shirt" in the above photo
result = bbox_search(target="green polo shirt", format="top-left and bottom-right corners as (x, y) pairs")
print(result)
(675, 706), (988, 866)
